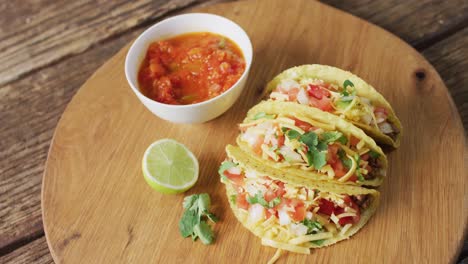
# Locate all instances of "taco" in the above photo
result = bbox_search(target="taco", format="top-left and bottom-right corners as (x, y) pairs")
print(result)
(220, 145), (380, 255)
(238, 101), (387, 186)
(264, 65), (402, 147)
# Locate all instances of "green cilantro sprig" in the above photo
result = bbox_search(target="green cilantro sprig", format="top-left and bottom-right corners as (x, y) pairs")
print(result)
(368, 150), (380, 159)
(179, 193), (219, 244)
(247, 191), (281, 208)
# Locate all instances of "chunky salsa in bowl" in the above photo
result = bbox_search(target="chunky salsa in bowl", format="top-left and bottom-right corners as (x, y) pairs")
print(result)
(125, 13), (252, 123)
(138, 32), (246, 105)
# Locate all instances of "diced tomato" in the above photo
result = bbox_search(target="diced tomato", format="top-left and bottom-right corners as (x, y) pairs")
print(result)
(307, 84), (331, 99)
(331, 160), (347, 178)
(274, 181), (286, 197)
(223, 171), (244, 185)
(348, 174), (358, 182)
(327, 144), (340, 163)
(361, 153), (370, 161)
(284, 198), (306, 222)
(277, 135), (285, 147)
(287, 88), (300, 101)
(349, 136), (360, 147)
(290, 204), (306, 222)
(265, 209), (276, 219)
(252, 135), (264, 155)
(264, 190), (277, 202)
(236, 193), (249, 210)
(374, 107), (388, 115)
(309, 96), (333, 112)
(318, 198), (335, 216)
(292, 118), (314, 131)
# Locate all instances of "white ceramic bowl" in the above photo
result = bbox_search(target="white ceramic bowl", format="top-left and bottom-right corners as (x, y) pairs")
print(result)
(125, 13), (253, 123)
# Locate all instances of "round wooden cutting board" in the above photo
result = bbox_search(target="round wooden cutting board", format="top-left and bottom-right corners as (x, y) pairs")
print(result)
(42, 0), (467, 263)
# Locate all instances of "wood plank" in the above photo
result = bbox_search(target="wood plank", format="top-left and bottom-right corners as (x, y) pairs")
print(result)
(0, 0), (206, 86)
(40, 0), (466, 263)
(422, 27), (468, 129)
(0, 237), (52, 264)
(1, 0), (468, 88)
(321, 0), (468, 48)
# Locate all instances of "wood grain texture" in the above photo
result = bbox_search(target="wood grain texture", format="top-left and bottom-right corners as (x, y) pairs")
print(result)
(0, 237), (52, 264)
(0, 0), (206, 86)
(41, 0), (467, 263)
(0, 0), (228, 253)
(322, 0), (468, 48)
(422, 27), (468, 130)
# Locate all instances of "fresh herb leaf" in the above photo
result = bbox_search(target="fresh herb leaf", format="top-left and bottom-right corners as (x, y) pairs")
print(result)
(253, 112), (275, 120)
(229, 195), (237, 205)
(183, 194), (199, 210)
(368, 150), (380, 159)
(193, 221), (214, 245)
(337, 149), (352, 169)
(340, 80), (356, 100)
(343, 79), (355, 89)
(337, 135), (348, 145)
(311, 150), (327, 170)
(247, 191), (280, 208)
(206, 213), (219, 223)
(316, 141), (328, 151)
(218, 161), (237, 178)
(269, 197), (281, 208)
(179, 193), (218, 244)
(302, 219), (323, 234)
(357, 174), (365, 182)
(197, 193), (211, 216)
(311, 239), (326, 246)
(299, 131), (318, 147)
(285, 129), (301, 140)
(179, 209), (199, 238)
(321, 131), (341, 143)
(336, 100), (351, 109)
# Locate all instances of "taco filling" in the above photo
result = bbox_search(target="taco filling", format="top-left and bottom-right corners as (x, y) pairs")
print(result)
(239, 113), (385, 184)
(269, 78), (400, 141)
(220, 161), (374, 253)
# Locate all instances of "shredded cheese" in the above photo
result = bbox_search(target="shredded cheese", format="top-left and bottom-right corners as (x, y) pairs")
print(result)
(289, 232), (333, 245)
(336, 212), (357, 218)
(340, 224), (352, 236)
(267, 249), (283, 264)
(338, 153), (357, 182)
(261, 239), (310, 254)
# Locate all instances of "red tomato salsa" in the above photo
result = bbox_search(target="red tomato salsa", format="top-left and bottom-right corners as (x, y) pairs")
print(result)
(138, 32), (246, 105)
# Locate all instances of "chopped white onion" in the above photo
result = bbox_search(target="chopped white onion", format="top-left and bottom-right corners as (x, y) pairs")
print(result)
(278, 79), (299, 92)
(296, 88), (309, 105)
(245, 170), (257, 179)
(379, 122), (394, 134)
(227, 166), (241, 175)
(278, 209), (292, 226)
(279, 146), (303, 163)
(249, 204), (266, 224)
(290, 223), (308, 236)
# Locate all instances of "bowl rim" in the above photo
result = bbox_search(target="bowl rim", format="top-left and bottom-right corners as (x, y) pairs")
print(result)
(124, 12), (253, 109)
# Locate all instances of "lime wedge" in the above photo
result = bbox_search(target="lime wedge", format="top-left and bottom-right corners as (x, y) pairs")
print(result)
(142, 139), (199, 194)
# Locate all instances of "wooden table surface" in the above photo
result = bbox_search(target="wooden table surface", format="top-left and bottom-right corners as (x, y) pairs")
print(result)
(0, 0), (466, 263)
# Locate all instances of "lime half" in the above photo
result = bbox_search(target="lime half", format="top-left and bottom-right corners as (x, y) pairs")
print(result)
(142, 139), (199, 194)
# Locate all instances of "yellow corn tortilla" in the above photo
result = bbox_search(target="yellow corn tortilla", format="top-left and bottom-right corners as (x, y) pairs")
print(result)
(264, 64), (402, 148)
(224, 144), (380, 250)
(239, 100), (387, 187)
